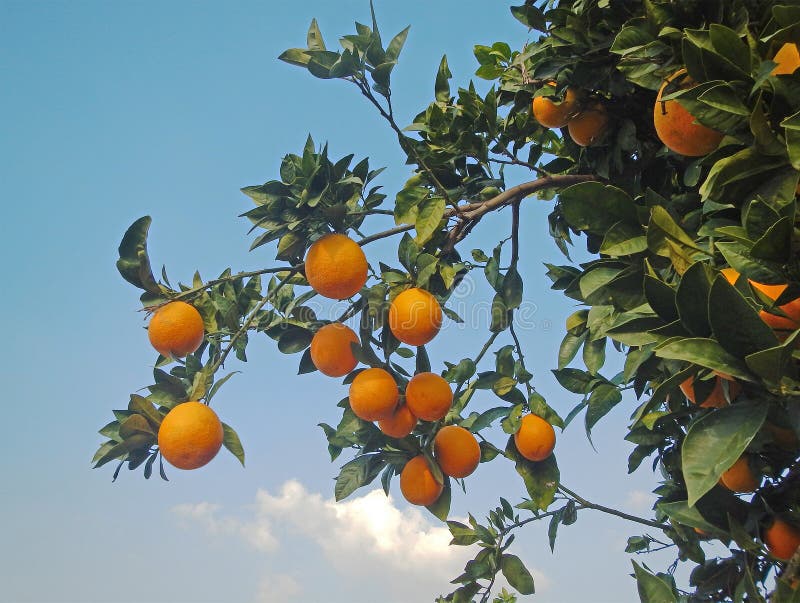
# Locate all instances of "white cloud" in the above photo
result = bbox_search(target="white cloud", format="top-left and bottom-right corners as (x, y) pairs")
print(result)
(174, 480), (549, 602)
(255, 573), (302, 603)
(626, 489), (654, 512)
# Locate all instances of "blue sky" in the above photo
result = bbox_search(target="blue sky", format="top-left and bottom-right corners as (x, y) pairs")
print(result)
(1, 2), (688, 602)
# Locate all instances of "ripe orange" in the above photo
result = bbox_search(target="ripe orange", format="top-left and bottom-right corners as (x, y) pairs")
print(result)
(433, 425), (480, 478)
(653, 69), (723, 157)
(680, 376), (741, 408)
(348, 367), (399, 421)
(514, 414), (556, 462)
(719, 455), (759, 493)
(148, 301), (205, 358)
(157, 401), (224, 470)
(304, 233), (368, 299)
(765, 518), (800, 561)
(310, 323), (359, 377)
(405, 372), (453, 421)
(399, 455), (443, 506)
(378, 404), (417, 439)
(567, 103), (608, 147)
(532, 84), (582, 128)
(766, 422), (799, 450)
(721, 268), (800, 330)
(772, 42), (800, 75)
(388, 287), (442, 346)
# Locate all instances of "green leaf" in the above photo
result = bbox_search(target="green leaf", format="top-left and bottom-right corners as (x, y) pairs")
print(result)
(644, 275), (679, 323)
(506, 437), (559, 511)
(502, 267), (523, 310)
(675, 261), (713, 337)
(116, 216), (161, 294)
(647, 206), (707, 259)
(682, 402), (768, 506)
(632, 561), (677, 603)
(414, 197), (445, 245)
(654, 338), (752, 382)
(335, 455), (382, 501)
(559, 182), (637, 236)
(278, 48), (311, 67)
(509, 5), (546, 31)
(426, 476), (451, 521)
(500, 554), (535, 595)
(128, 394), (162, 430)
(222, 422), (245, 467)
(435, 55), (451, 103)
(278, 327), (313, 354)
(306, 18), (326, 51)
(385, 26), (410, 62)
(585, 384), (622, 432)
(558, 331), (586, 369)
(708, 275), (779, 359)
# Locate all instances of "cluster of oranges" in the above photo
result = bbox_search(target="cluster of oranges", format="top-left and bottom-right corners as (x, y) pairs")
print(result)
(677, 268), (800, 559)
(146, 300), (224, 471)
(531, 83), (609, 147)
(534, 43), (800, 158)
(304, 233), (557, 506)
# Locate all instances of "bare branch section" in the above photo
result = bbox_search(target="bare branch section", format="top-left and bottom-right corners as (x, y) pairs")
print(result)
(362, 173), (597, 249)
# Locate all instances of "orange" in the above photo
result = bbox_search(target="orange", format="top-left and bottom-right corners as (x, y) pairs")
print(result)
(514, 414), (556, 462)
(766, 422), (799, 450)
(653, 69), (723, 157)
(765, 518), (800, 561)
(148, 301), (205, 358)
(721, 268), (740, 286)
(433, 425), (480, 478)
(719, 455), (759, 493)
(388, 288), (442, 346)
(310, 323), (359, 377)
(680, 375), (741, 408)
(723, 269), (800, 329)
(694, 527), (711, 538)
(567, 103), (608, 147)
(772, 42), (800, 75)
(348, 367), (399, 421)
(157, 401), (224, 470)
(378, 404), (417, 438)
(304, 233), (368, 299)
(399, 455), (443, 506)
(532, 84), (582, 128)
(405, 372), (453, 421)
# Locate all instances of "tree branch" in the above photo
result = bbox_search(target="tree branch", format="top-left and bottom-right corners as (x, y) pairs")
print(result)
(558, 484), (665, 530)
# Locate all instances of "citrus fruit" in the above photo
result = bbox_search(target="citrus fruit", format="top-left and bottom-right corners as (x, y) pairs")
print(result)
(304, 233), (368, 299)
(766, 422), (799, 450)
(749, 280), (800, 335)
(680, 375), (741, 408)
(653, 69), (723, 157)
(567, 103), (608, 147)
(399, 455), (443, 506)
(148, 301), (205, 358)
(765, 518), (800, 561)
(719, 455), (759, 493)
(433, 425), (480, 478)
(348, 367), (399, 421)
(388, 287), (442, 346)
(514, 414), (556, 462)
(310, 323), (359, 377)
(772, 42), (800, 75)
(405, 372), (453, 421)
(157, 401), (224, 470)
(532, 84), (582, 128)
(378, 404), (417, 439)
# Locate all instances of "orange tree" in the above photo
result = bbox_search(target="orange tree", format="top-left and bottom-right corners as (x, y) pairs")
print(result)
(93, 1), (800, 601)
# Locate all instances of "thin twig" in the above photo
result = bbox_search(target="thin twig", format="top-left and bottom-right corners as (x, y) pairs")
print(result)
(558, 484), (664, 529)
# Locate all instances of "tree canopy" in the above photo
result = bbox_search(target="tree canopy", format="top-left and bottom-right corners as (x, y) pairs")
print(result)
(94, 1), (800, 600)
